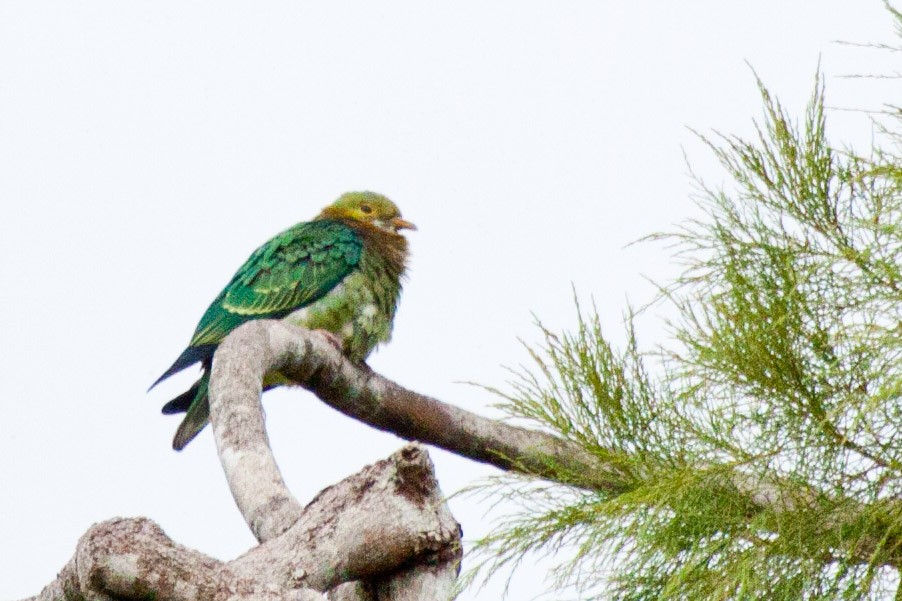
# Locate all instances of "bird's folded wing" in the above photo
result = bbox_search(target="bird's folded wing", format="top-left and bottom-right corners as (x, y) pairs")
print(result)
(189, 220), (363, 347)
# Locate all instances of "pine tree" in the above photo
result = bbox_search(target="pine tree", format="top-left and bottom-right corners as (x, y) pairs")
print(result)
(470, 19), (902, 601)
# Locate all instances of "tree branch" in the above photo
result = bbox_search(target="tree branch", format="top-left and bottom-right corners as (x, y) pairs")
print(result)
(211, 319), (631, 496)
(23, 444), (460, 601)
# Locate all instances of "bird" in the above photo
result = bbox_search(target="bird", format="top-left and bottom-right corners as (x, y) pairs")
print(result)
(150, 191), (415, 450)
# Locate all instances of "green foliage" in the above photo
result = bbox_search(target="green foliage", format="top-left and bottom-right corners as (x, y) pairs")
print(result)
(472, 57), (902, 601)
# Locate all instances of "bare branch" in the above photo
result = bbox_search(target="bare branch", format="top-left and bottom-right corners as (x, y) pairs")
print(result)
(211, 319), (631, 497)
(207, 321), (465, 598)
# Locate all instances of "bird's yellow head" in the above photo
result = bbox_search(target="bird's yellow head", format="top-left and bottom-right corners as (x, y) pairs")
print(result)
(319, 191), (416, 233)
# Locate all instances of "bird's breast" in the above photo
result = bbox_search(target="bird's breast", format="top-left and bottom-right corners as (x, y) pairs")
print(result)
(283, 272), (396, 362)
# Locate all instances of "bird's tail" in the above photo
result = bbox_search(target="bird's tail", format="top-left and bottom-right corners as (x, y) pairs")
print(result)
(161, 380), (200, 415)
(163, 373), (211, 451)
(149, 344), (216, 392)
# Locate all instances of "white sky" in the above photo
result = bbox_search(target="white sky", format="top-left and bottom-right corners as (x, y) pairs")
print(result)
(1, 2), (899, 599)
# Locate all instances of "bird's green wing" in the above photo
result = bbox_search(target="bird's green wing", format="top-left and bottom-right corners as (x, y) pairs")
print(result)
(189, 219), (363, 347)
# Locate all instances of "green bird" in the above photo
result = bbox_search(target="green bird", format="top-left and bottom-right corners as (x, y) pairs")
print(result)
(150, 191), (415, 450)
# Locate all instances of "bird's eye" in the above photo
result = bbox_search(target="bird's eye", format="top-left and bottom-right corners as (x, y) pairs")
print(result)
(360, 205), (373, 214)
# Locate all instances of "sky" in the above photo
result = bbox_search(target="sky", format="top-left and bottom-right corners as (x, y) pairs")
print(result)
(0, 2), (900, 599)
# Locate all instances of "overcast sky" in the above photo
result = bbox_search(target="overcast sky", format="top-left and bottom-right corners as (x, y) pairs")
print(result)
(1, 2), (900, 599)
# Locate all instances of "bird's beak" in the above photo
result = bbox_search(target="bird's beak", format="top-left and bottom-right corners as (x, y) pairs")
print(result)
(392, 217), (417, 231)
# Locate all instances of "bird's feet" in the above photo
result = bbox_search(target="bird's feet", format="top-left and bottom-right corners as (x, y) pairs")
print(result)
(314, 329), (344, 352)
